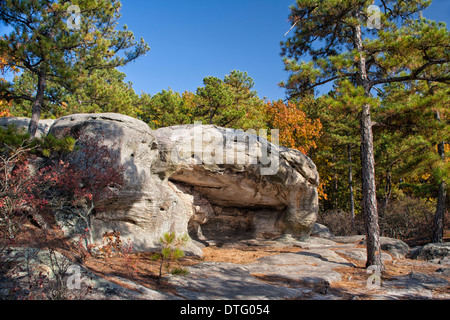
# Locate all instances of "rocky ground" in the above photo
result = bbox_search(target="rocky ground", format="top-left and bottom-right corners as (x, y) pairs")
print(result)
(1, 229), (449, 300)
(166, 236), (450, 300)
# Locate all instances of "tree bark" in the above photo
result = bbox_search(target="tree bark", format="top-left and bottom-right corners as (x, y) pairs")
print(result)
(432, 110), (447, 243)
(354, 10), (384, 270)
(333, 151), (339, 210)
(360, 104), (383, 269)
(28, 72), (46, 137)
(383, 166), (392, 211)
(348, 143), (355, 222)
(432, 179), (447, 243)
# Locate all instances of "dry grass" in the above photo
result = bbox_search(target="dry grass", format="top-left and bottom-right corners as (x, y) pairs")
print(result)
(202, 246), (301, 264)
(331, 251), (450, 299)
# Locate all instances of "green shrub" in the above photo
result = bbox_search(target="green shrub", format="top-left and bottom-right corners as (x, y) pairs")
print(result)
(0, 124), (76, 158)
(169, 267), (189, 276)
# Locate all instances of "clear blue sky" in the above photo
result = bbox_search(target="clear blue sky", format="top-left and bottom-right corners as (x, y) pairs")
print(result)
(0, 1), (448, 101)
(117, 0), (450, 102)
(117, 0), (294, 101)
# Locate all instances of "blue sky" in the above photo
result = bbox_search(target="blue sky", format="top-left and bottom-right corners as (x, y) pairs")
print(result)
(0, 1), (448, 101)
(117, 0), (294, 100)
(117, 0), (450, 101)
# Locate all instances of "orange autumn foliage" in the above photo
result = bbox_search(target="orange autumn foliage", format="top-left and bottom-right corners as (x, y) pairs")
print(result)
(0, 101), (12, 118)
(265, 100), (322, 155)
(1, 50), (19, 118)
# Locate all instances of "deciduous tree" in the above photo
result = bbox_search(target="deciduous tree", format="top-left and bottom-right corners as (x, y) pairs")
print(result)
(265, 99), (322, 155)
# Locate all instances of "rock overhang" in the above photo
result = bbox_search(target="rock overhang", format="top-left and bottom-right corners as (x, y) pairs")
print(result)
(1, 113), (320, 254)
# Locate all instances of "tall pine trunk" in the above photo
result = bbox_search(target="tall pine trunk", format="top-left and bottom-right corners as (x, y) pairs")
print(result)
(333, 151), (339, 209)
(28, 72), (46, 137)
(354, 10), (384, 270)
(432, 111), (446, 243)
(360, 103), (383, 269)
(432, 111), (447, 243)
(432, 179), (447, 243)
(383, 167), (392, 211)
(348, 143), (356, 222)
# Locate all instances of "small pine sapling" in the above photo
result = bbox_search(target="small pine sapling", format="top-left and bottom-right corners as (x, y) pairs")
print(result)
(152, 232), (189, 283)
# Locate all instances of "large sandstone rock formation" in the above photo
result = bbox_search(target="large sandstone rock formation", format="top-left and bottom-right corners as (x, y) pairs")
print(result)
(1, 113), (320, 254)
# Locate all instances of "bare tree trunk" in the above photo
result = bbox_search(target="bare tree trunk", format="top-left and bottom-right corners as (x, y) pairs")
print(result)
(382, 165), (392, 212)
(333, 151), (339, 210)
(432, 179), (447, 243)
(432, 109), (446, 243)
(354, 10), (384, 270)
(348, 143), (355, 222)
(28, 72), (46, 137)
(86, 202), (95, 249)
(77, 202), (95, 252)
(360, 104), (383, 269)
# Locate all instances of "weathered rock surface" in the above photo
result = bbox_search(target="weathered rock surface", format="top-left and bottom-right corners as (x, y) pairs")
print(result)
(168, 261), (304, 300)
(311, 223), (334, 239)
(336, 248), (393, 262)
(167, 236), (450, 300)
(379, 237), (410, 259)
(0, 117), (55, 138)
(4, 114), (320, 254)
(153, 125), (320, 242)
(49, 113), (203, 254)
(414, 243), (450, 261)
(2, 237), (449, 300)
(0, 247), (179, 300)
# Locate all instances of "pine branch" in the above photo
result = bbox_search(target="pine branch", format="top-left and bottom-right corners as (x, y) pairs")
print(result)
(372, 60), (450, 86)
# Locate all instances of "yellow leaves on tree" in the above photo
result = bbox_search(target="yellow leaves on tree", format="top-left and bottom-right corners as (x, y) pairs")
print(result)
(0, 101), (12, 118)
(0, 53), (17, 118)
(265, 100), (322, 155)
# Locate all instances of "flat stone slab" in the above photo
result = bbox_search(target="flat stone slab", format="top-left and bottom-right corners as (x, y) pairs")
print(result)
(370, 272), (450, 300)
(336, 248), (393, 262)
(384, 272), (449, 291)
(247, 251), (351, 284)
(331, 235), (365, 244)
(167, 247), (356, 300)
(167, 262), (304, 300)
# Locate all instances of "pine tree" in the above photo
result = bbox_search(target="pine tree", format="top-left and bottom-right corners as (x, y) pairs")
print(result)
(137, 71), (267, 131)
(281, 0), (449, 269)
(194, 71), (266, 129)
(137, 89), (194, 129)
(9, 67), (139, 118)
(0, 0), (149, 135)
(223, 70), (266, 130)
(314, 80), (364, 218)
(195, 76), (240, 127)
(375, 80), (449, 242)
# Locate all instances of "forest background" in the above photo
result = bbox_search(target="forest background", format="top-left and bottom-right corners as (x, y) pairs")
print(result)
(0, 0), (449, 254)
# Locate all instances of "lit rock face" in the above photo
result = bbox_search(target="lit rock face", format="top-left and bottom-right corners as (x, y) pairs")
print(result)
(4, 114), (320, 254)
